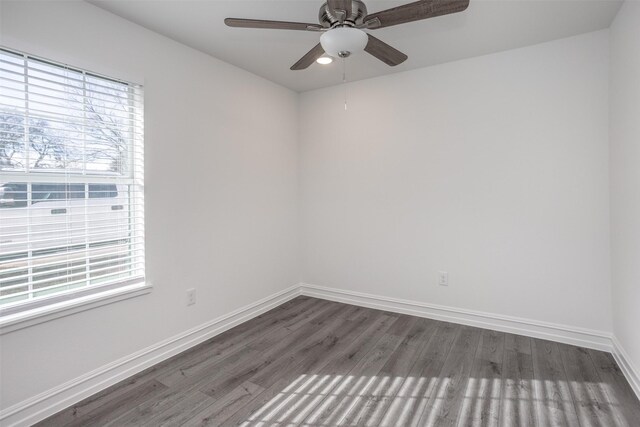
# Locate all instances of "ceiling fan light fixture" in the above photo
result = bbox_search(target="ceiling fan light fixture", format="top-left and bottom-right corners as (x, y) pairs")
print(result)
(226, 0), (471, 70)
(320, 27), (368, 58)
(316, 56), (334, 65)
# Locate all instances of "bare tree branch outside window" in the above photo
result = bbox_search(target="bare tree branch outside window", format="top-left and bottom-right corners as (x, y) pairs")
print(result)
(0, 75), (131, 174)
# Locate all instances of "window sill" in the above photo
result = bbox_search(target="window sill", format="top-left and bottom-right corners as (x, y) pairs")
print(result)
(0, 283), (152, 335)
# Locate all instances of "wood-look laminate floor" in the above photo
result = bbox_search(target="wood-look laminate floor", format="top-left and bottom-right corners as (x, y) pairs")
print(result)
(38, 296), (640, 426)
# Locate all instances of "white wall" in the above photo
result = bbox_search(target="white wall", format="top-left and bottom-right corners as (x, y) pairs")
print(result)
(0, 0), (299, 411)
(610, 0), (640, 377)
(299, 31), (612, 333)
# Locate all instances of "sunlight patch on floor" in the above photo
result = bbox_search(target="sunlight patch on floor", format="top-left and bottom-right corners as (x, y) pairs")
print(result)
(234, 374), (624, 427)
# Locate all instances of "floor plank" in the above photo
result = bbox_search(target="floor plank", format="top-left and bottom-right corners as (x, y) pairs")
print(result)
(273, 314), (400, 426)
(378, 321), (461, 427)
(348, 318), (439, 427)
(588, 349), (640, 426)
(416, 325), (483, 427)
(36, 297), (640, 427)
(531, 339), (580, 427)
(499, 334), (535, 427)
(558, 343), (624, 427)
(180, 381), (264, 427)
(34, 375), (163, 427)
(37, 379), (167, 427)
(457, 329), (505, 427)
(300, 316), (416, 426)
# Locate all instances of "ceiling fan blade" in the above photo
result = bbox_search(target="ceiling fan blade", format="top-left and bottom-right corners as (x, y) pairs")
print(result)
(364, 34), (408, 66)
(291, 44), (326, 70)
(225, 18), (323, 31)
(327, 0), (352, 22)
(364, 0), (469, 29)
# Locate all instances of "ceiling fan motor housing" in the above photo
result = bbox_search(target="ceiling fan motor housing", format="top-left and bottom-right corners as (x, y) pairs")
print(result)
(319, 0), (368, 28)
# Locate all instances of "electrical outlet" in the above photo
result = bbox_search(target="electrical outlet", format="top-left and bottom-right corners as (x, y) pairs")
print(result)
(186, 288), (196, 306)
(438, 271), (449, 286)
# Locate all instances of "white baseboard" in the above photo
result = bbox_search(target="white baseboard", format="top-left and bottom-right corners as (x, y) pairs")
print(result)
(299, 283), (614, 352)
(612, 337), (640, 401)
(0, 285), (301, 427)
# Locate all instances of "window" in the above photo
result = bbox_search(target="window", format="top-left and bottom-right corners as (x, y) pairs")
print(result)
(0, 47), (144, 316)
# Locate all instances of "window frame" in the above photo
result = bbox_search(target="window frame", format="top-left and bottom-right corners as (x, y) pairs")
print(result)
(0, 46), (147, 323)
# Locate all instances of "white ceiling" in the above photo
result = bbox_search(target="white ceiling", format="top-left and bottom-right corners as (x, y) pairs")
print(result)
(88, 0), (622, 92)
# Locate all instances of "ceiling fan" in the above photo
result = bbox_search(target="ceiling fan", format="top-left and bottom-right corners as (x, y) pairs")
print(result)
(225, 0), (470, 70)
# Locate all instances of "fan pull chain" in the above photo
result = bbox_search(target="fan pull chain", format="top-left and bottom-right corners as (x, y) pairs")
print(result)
(342, 57), (347, 111)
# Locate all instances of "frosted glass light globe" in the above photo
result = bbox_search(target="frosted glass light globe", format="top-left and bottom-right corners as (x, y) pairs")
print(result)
(320, 27), (368, 58)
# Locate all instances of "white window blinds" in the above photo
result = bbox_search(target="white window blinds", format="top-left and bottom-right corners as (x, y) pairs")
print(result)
(0, 48), (144, 315)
